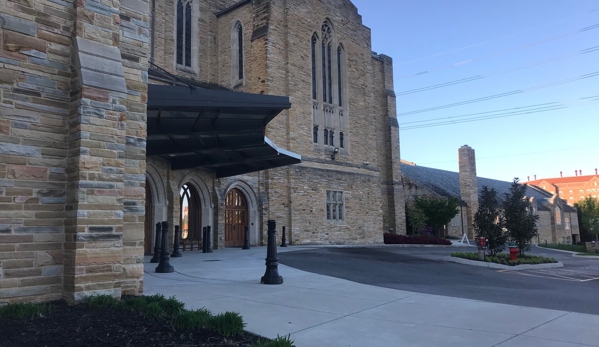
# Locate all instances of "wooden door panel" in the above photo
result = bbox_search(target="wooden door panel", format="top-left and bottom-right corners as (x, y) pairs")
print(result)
(225, 189), (248, 247)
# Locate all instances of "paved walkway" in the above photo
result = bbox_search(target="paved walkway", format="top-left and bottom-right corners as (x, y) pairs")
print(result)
(144, 246), (599, 347)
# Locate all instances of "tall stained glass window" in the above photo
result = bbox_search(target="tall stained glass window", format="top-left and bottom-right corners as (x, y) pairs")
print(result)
(176, 0), (192, 67)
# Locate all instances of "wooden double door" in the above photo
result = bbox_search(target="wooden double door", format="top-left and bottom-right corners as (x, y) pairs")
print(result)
(225, 189), (248, 247)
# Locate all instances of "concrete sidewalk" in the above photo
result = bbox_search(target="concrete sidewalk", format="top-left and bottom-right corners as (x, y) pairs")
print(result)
(144, 246), (599, 347)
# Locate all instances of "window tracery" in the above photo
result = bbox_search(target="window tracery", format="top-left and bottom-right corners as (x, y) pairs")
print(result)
(232, 21), (244, 83)
(311, 20), (348, 152)
(176, 0), (192, 67)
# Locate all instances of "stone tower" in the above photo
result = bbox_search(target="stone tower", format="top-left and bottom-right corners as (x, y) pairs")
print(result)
(458, 145), (478, 238)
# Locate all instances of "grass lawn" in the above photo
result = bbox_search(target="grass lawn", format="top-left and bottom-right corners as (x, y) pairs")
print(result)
(0, 295), (294, 347)
(538, 243), (598, 255)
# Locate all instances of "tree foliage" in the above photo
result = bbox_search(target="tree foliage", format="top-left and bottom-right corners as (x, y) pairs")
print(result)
(503, 178), (539, 255)
(575, 196), (599, 243)
(415, 197), (460, 236)
(473, 186), (507, 256)
(405, 203), (427, 235)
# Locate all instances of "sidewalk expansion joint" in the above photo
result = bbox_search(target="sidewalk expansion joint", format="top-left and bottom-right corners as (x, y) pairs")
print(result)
(490, 312), (572, 347)
(287, 294), (419, 336)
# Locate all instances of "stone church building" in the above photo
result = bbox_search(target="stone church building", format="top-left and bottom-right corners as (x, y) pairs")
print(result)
(0, 0), (406, 303)
(401, 146), (580, 246)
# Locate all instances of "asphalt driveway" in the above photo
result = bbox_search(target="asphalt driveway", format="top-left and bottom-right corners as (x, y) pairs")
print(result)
(279, 245), (599, 314)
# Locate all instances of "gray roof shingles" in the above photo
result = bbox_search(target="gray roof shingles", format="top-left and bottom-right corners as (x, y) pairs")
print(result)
(400, 163), (560, 212)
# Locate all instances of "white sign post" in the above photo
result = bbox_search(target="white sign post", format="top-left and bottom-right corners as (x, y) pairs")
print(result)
(460, 233), (471, 246)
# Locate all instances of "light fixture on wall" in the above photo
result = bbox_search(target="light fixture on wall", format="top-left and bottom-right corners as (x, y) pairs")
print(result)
(331, 147), (339, 161)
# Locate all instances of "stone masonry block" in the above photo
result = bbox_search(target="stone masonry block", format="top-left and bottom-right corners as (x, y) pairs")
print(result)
(0, 14), (37, 37)
(3, 31), (47, 53)
(0, 143), (40, 157)
(15, 226), (63, 234)
(79, 69), (128, 93)
(8, 166), (48, 180)
(78, 52), (125, 77)
(76, 36), (121, 62)
(120, 0), (148, 14)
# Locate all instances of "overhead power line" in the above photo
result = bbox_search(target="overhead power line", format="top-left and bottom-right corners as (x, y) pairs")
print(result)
(399, 98), (599, 131)
(396, 8), (599, 66)
(397, 23), (599, 80)
(415, 144), (599, 166)
(396, 45), (599, 96)
(397, 71), (599, 117)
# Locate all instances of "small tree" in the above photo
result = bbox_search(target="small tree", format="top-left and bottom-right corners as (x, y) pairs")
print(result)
(415, 197), (460, 237)
(503, 178), (539, 255)
(473, 186), (506, 256)
(575, 196), (599, 243)
(406, 203), (427, 235)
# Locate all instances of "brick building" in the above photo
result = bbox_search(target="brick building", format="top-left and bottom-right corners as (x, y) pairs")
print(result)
(526, 170), (599, 206)
(401, 146), (580, 245)
(0, 0), (406, 303)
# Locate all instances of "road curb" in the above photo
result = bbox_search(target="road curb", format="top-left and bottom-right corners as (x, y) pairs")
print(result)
(572, 254), (599, 259)
(444, 256), (564, 271)
(534, 245), (599, 258)
(277, 244), (458, 249)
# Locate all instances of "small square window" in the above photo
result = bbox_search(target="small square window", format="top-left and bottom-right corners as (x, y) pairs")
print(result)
(326, 190), (344, 221)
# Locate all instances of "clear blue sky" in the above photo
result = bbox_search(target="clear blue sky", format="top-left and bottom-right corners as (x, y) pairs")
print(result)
(351, 0), (599, 182)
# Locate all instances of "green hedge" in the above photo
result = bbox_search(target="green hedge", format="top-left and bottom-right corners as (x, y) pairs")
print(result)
(538, 243), (587, 253)
(451, 252), (557, 266)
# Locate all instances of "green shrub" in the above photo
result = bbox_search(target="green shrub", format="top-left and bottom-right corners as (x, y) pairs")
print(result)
(144, 293), (166, 304)
(451, 252), (557, 266)
(253, 335), (295, 347)
(159, 296), (185, 315)
(173, 308), (213, 330)
(209, 311), (245, 337)
(0, 302), (51, 320)
(144, 302), (166, 320)
(86, 295), (121, 309)
(123, 296), (148, 310)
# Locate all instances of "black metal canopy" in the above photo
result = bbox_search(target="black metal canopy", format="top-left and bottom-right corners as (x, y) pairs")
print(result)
(147, 84), (301, 178)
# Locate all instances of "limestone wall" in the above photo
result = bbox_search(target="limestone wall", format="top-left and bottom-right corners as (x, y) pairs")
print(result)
(288, 165), (384, 245)
(0, 0), (74, 303)
(1, 0), (150, 303)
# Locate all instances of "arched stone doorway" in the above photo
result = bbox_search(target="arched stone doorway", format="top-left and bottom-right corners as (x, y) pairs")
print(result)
(144, 182), (153, 254)
(180, 183), (202, 249)
(145, 164), (168, 255)
(225, 188), (248, 247)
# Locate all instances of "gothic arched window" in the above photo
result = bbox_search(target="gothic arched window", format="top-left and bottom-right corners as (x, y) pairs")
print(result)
(311, 35), (318, 100)
(310, 20), (349, 152)
(313, 126), (318, 143)
(337, 45), (345, 108)
(176, 0), (192, 67)
(321, 22), (333, 104)
(232, 21), (244, 83)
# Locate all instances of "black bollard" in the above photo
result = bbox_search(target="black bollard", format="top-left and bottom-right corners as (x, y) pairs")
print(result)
(202, 227), (208, 253)
(281, 226), (287, 247)
(261, 220), (283, 284)
(242, 226), (250, 250)
(155, 221), (174, 273)
(171, 225), (182, 258)
(150, 222), (162, 263)
(207, 226), (213, 253)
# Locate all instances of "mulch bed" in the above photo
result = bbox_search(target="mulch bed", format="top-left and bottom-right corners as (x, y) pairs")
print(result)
(0, 301), (262, 347)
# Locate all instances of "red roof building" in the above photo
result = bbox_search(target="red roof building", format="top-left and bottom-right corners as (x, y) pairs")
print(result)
(526, 169), (599, 206)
